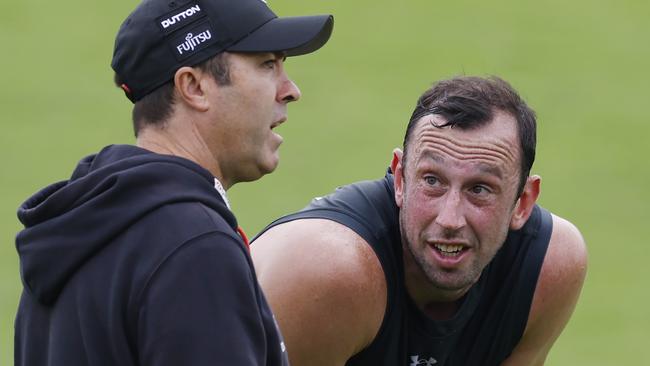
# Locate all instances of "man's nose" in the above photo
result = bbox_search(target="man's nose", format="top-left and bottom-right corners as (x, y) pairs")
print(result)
(434, 190), (467, 232)
(277, 76), (301, 103)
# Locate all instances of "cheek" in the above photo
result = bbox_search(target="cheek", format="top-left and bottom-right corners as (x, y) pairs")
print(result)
(229, 79), (272, 113)
(402, 187), (436, 226)
(248, 78), (276, 103)
(466, 204), (512, 244)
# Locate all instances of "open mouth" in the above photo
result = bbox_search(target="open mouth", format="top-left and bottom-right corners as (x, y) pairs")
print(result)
(271, 117), (286, 130)
(433, 243), (467, 257)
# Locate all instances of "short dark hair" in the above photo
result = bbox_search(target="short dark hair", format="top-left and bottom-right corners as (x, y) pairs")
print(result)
(114, 52), (232, 137)
(402, 76), (537, 196)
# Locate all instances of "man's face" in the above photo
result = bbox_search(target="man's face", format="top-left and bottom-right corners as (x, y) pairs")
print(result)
(207, 52), (301, 184)
(395, 111), (523, 299)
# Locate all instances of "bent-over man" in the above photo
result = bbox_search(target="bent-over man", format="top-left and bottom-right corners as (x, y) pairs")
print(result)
(252, 76), (587, 366)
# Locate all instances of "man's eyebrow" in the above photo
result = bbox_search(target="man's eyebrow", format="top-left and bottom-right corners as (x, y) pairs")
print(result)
(419, 150), (504, 178)
(419, 150), (445, 164)
(476, 162), (503, 178)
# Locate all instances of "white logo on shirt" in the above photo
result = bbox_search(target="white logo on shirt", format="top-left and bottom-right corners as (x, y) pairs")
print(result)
(410, 355), (437, 366)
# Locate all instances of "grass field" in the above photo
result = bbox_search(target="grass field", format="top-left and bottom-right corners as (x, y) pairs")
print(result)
(2, 0), (649, 364)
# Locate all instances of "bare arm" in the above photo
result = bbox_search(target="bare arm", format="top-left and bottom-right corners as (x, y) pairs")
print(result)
(251, 219), (387, 366)
(502, 214), (588, 366)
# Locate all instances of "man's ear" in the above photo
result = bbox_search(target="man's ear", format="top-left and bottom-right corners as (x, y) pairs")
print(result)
(510, 175), (541, 230)
(390, 148), (402, 174)
(392, 148), (404, 208)
(173, 66), (210, 112)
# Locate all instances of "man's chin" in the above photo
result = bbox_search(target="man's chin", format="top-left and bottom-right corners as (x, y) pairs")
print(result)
(425, 270), (480, 296)
(252, 157), (280, 181)
(262, 154), (280, 174)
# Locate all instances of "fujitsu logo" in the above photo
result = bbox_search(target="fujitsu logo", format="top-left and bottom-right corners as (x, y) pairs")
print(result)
(176, 30), (212, 55)
(160, 5), (201, 29)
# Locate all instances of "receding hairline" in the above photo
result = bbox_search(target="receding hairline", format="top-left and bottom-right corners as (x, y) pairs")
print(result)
(405, 110), (520, 176)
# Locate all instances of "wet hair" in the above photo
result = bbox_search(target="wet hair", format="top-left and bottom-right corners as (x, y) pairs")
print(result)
(114, 52), (231, 137)
(402, 76), (537, 196)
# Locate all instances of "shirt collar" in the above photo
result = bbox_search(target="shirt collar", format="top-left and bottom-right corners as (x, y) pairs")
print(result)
(213, 177), (231, 209)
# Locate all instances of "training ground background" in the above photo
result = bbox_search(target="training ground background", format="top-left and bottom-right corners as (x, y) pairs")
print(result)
(1, 1), (649, 364)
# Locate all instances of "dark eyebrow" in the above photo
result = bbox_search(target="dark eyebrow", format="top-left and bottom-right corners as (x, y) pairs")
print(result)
(476, 162), (503, 179)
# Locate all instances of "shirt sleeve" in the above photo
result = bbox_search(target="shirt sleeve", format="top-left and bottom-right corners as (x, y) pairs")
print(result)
(136, 231), (267, 366)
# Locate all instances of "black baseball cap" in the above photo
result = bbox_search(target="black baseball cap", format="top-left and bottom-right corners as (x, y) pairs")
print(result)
(111, 0), (333, 102)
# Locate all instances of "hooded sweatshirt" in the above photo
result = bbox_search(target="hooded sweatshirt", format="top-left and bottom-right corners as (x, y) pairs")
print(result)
(15, 144), (288, 366)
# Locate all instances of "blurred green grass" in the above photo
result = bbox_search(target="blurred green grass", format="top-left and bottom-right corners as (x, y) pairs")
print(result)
(1, 0), (648, 364)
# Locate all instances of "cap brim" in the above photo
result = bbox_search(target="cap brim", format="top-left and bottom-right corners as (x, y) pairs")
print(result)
(227, 15), (333, 57)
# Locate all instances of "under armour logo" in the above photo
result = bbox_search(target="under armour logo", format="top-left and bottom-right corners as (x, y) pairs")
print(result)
(410, 355), (437, 366)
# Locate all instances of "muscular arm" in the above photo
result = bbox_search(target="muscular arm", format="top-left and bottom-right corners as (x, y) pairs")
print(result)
(252, 219), (387, 366)
(502, 214), (588, 366)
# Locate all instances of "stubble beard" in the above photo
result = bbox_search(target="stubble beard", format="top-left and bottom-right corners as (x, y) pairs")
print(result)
(399, 204), (508, 296)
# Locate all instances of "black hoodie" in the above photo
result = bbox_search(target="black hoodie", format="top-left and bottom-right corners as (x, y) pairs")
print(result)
(15, 145), (288, 366)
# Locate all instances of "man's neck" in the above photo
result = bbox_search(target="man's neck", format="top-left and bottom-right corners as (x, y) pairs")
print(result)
(136, 121), (230, 189)
(402, 246), (472, 321)
(404, 278), (466, 321)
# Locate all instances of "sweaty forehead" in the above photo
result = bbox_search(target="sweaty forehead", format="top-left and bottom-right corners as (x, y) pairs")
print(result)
(409, 112), (520, 173)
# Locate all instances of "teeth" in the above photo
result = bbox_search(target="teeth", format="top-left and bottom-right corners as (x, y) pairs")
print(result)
(434, 244), (464, 256)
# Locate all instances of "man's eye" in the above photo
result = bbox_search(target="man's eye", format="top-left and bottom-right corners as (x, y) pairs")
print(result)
(424, 176), (438, 186)
(470, 185), (489, 195)
(263, 60), (277, 69)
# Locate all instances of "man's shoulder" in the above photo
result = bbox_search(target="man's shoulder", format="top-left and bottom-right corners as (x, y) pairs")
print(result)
(548, 214), (587, 264)
(143, 200), (237, 239)
(308, 174), (396, 217)
(253, 218), (385, 293)
(257, 173), (399, 253)
(504, 213), (587, 365)
(123, 201), (246, 281)
(252, 218), (387, 363)
(534, 213), (587, 313)
(536, 213), (587, 299)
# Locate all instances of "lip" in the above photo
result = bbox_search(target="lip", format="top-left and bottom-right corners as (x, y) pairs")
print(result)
(426, 241), (471, 268)
(271, 116), (287, 130)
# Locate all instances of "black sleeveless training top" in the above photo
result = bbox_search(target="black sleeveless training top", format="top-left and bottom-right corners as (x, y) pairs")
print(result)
(256, 171), (552, 366)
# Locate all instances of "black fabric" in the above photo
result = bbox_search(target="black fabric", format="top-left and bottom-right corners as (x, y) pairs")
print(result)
(256, 171), (552, 366)
(15, 144), (288, 366)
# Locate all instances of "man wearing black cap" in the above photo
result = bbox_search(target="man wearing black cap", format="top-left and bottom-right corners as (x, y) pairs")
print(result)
(14, 0), (332, 365)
